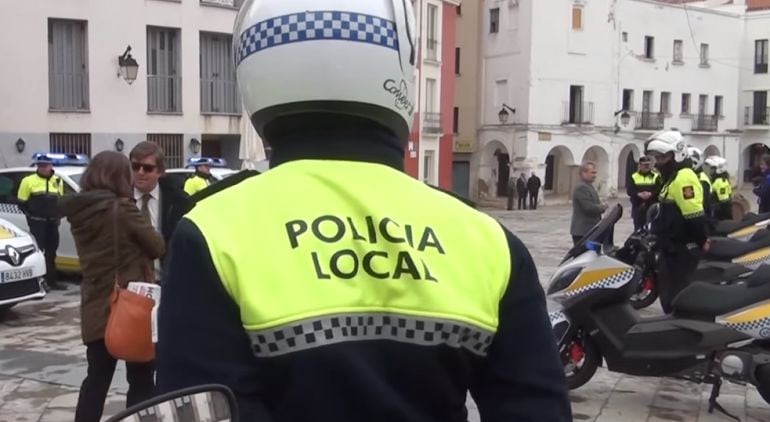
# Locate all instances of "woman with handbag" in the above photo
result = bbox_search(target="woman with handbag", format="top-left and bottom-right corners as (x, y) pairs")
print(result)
(58, 151), (165, 422)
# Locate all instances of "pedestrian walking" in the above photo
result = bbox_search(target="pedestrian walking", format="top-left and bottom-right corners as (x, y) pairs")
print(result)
(754, 154), (770, 213)
(516, 172), (528, 210)
(58, 151), (165, 422)
(527, 171), (542, 210)
(570, 162), (608, 245)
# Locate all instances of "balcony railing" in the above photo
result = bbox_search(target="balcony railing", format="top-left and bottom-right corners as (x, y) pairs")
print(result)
(635, 111), (665, 130)
(426, 39), (439, 61)
(148, 75), (182, 113)
(423, 112), (443, 134)
(200, 79), (241, 114)
(745, 106), (770, 126)
(562, 101), (594, 125)
(692, 114), (718, 132)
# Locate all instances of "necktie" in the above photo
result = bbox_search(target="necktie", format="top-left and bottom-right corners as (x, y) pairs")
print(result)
(141, 193), (152, 225)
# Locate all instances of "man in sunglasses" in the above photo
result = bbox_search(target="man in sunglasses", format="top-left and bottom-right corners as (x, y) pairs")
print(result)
(129, 142), (193, 281)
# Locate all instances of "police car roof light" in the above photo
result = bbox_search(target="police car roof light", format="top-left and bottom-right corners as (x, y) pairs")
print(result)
(186, 157), (228, 168)
(31, 152), (90, 166)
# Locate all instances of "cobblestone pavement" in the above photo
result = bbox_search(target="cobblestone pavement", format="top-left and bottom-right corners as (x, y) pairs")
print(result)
(0, 200), (768, 421)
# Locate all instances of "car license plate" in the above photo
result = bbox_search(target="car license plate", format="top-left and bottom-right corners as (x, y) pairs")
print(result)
(1, 268), (34, 283)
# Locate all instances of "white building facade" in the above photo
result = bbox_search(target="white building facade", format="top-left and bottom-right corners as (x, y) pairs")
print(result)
(476, 0), (768, 200)
(0, 0), (246, 169)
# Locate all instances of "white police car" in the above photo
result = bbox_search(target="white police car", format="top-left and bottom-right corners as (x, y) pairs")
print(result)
(0, 153), (88, 273)
(0, 218), (47, 312)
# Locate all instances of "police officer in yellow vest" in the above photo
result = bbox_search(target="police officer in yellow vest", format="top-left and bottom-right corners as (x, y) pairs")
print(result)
(688, 146), (712, 219)
(627, 156), (662, 230)
(156, 1), (571, 420)
(646, 131), (709, 314)
(17, 154), (66, 290)
(183, 158), (216, 196)
(708, 156), (733, 221)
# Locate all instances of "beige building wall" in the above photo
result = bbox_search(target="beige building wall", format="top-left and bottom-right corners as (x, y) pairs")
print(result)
(453, 1), (482, 199)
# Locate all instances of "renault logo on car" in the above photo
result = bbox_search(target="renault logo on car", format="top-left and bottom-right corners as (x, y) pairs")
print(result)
(6, 245), (21, 266)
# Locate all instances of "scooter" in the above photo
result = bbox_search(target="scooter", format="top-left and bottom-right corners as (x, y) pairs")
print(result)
(713, 212), (770, 241)
(548, 204), (770, 420)
(615, 218), (770, 309)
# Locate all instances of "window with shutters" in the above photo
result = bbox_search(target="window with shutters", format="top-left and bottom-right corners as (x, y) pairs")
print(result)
(756, 40), (768, 74)
(200, 32), (241, 114)
(660, 92), (671, 114)
(571, 6), (583, 31)
(490, 8), (500, 33)
(700, 43), (710, 66)
(673, 40), (684, 63)
(48, 19), (89, 111)
(147, 134), (184, 168)
(50, 133), (92, 156)
(147, 26), (182, 113)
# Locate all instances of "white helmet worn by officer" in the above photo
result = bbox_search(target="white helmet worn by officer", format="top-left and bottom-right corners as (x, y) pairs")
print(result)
(646, 130), (688, 163)
(687, 147), (704, 170)
(708, 156), (728, 175)
(233, 0), (417, 141)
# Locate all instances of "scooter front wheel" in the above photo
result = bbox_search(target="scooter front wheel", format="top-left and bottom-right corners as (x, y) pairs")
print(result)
(561, 333), (600, 390)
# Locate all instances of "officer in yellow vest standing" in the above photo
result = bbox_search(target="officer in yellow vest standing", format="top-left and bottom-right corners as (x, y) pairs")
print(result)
(17, 154), (66, 290)
(156, 1), (571, 421)
(688, 147), (712, 220)
(627, 156), (662, 231)
(646, 131), (709, 314)
(708, 157), (733, 221)
(183, 158), (216, 196)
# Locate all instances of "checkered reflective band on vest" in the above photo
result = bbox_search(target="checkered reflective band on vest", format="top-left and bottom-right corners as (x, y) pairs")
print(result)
(249, 313), (494, 358)
(186, 160), (512, 359)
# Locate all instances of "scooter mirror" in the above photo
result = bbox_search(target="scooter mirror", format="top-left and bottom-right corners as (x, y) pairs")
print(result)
(646, 203), (661, 226)
(105, 384), (238, 422)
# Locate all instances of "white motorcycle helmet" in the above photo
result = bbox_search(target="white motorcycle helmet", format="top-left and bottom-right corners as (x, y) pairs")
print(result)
(687, 147), (704, 170)
(646, 130), (688, 163)
(709, 156), (728, 175)
(233, 0), (417, 141)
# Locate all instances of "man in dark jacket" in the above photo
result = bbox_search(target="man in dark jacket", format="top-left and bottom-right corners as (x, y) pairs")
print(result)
(129, 142), (194, 281)
(157, 1), (571, 421)
(754, 154), (770, 213)
(527, 171), (542, 210)
(571, 162), (608, 245)
(516, 173), (528, 210)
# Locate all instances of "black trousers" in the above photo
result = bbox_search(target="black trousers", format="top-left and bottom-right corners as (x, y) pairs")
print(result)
(28, 220), (59, 285)
(75, 339), (156, 422)
(529, 192), (539, 210)
(518, 195), (527, 210)
(657, 248), (699, 314)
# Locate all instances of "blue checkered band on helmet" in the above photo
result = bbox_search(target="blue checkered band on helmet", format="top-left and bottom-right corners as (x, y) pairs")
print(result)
(236, 10), (399, 65)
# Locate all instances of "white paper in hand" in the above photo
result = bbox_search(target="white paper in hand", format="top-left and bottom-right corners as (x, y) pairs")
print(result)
(127, 282), (162, 344)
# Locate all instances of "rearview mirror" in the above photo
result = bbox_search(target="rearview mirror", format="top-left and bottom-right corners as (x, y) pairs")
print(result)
(105, 384), (238, 422)
(646, 203), (661, 226)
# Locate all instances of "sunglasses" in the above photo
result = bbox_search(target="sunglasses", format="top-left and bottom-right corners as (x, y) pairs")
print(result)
(131, 162), (157, 173)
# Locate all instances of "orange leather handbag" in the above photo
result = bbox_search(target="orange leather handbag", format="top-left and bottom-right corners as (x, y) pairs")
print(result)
(104, 200), (156, 362)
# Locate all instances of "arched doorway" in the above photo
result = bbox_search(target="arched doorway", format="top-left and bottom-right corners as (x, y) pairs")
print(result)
(544, 146), (575, 195)
(703, 145), (721, 159)
(617, 144), (640, 189)
(582, 146), (610, 194)
(743, 143), (770, 183)
(480, 140), (511, 197)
